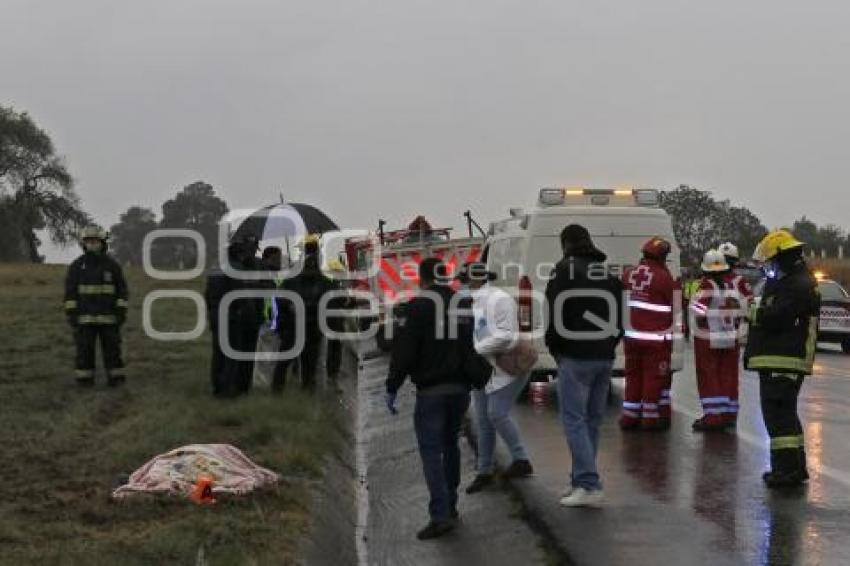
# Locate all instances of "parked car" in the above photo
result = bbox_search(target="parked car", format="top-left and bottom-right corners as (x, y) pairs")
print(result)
(752, 274), (850, 353)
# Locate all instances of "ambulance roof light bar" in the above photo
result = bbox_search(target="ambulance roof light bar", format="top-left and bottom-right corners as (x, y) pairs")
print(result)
(538, 187), (659, 207)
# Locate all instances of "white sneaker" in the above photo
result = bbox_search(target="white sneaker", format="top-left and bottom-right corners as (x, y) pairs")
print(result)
(559, 487), (605, 508)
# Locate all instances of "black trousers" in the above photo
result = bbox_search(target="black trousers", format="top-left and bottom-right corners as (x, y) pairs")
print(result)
(759, 371), (806, 475)
(273, 326), (323, 390)
(210, 329), (226, 395)
(211, 323), (259, 397)
(74, 324), (125, 381)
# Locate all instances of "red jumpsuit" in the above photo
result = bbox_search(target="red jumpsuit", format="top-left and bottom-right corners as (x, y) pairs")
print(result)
(726, 273), (752, 421)
(621, 259), (677, 429)
(691, 275), (743, 426)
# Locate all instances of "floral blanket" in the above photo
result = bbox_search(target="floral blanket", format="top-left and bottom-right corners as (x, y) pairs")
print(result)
(112, 443), (279, 499)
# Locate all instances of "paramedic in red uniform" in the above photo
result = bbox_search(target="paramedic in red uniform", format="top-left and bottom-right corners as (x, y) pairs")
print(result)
(690, 249), (744, 430)
(621, 237), (677, 431)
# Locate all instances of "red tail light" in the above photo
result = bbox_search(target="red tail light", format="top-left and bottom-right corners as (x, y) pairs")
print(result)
(518, 275), (533, 331)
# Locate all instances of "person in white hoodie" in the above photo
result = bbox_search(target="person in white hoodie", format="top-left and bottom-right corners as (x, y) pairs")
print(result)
(458, 262), (534, 494)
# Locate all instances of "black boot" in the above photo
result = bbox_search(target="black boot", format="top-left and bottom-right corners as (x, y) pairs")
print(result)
(503, 459), (534, 479)
(465, 474), (494, 494)
(764, 448), (805, 489)
(417, 520), (455, 540)
(763, 470), (805, 489)
(692, 417), (725, 432)
(799, 448), (809, 481)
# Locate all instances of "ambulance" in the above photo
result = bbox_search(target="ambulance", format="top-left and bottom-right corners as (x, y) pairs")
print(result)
(483, 187), (684, 377)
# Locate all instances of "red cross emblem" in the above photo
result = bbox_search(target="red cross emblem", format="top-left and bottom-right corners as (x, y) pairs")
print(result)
(629, 265), (654, 292)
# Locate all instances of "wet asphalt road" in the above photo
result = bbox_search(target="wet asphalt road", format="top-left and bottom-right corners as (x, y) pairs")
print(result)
(512, 342), (850, 566)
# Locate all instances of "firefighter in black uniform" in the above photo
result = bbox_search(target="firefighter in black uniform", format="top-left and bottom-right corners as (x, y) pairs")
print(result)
(64, 226), (128, 386)
(745, 229), (820, 488)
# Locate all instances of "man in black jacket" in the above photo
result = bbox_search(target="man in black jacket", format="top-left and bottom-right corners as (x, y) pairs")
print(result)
(204, 235), (262, 397)
(385, 257), (471, 540)
(545, 224), (623, 507)
(276, 236), (340, 390)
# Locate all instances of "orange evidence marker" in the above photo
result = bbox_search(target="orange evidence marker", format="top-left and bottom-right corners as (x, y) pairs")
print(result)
(190, 475), (217, 505)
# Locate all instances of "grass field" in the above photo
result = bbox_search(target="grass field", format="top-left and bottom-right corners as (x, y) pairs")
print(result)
(0, 263), (338, 565)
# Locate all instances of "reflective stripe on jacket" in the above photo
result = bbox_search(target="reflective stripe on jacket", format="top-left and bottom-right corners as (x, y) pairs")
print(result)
(744, 265), (819, 374)
(622, 259), (677, 345)
(64, 252), (128, 324)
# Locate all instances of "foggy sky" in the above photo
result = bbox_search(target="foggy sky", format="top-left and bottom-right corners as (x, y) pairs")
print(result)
(3, 0), (849, 262)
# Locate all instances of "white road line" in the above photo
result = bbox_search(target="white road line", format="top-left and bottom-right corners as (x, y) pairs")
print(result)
(355, 351), (372, 566)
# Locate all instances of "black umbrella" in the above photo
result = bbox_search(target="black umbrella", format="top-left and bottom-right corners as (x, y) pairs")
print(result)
(232, 202), (339, 244)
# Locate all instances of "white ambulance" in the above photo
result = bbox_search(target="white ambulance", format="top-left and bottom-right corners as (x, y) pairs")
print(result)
(483, 187), (684, 377)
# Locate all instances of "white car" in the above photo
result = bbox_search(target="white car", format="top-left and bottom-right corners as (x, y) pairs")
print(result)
(483, 187), (684, 378)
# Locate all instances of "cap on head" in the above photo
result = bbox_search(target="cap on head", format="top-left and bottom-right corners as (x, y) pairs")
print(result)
(642, 237), (671, 260)
(701, 249), (729, 273)
(753, 230), (804, 262)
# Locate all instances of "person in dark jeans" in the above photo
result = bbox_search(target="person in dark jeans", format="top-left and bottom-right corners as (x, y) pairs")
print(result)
(545, 224), (623, 507)
(386, 257), (471, 540)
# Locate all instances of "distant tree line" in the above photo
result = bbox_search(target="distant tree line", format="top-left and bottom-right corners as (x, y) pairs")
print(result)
(110, 181), (228, 269)
(659, 185), (768, 268)
(660, 184), (850, 269)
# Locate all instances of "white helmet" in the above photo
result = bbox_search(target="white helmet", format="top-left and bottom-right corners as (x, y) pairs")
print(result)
(701, 249), (730, 273)
(718, 242), (739, 260)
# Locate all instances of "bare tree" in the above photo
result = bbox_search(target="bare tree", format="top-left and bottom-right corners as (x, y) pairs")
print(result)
(0, 105), (88, 262)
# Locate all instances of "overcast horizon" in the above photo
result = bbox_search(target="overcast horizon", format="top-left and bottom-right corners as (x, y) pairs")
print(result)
(3, 0), (849, 263)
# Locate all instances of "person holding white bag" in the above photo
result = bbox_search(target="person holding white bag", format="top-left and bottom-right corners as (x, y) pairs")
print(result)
(459, 262), (535, 494)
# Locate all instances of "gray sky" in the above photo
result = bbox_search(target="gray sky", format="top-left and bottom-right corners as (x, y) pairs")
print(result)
(3, 0), (849, 262)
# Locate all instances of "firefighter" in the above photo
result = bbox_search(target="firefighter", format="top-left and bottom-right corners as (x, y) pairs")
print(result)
(64, 226), (128, 387)
(690, 250), (743, 431)
(621, 237), (678, 431)
(745, 230), (819, 488)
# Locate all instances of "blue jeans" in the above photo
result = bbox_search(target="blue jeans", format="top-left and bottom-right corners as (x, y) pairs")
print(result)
(473, 377), (529, 474)
(555, 357), (613, 491)
(414, 392), (471, 521)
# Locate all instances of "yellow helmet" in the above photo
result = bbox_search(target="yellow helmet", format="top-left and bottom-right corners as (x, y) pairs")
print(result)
(79, 225), (108, 241)
(303, 233), (321, 246)
(753, 230), (804, 262)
